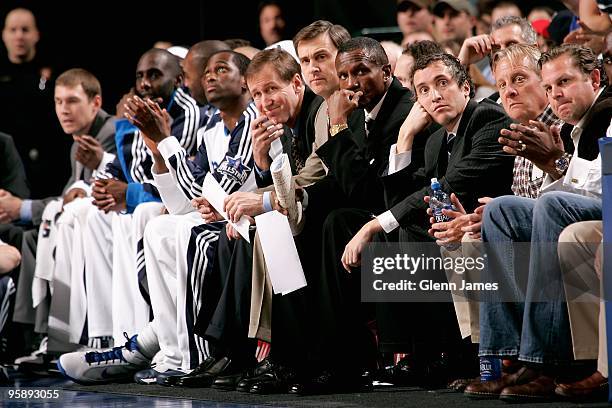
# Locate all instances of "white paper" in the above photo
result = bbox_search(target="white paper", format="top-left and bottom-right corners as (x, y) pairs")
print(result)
(201, 173), (251, 242)
(255, 211), (307, 295)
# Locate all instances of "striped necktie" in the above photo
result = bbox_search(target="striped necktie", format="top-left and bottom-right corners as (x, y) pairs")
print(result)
(447, 132), (456, 159)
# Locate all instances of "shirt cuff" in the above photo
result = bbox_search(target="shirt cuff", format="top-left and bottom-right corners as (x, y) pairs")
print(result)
(262, 191), (273, 212)
(302, 189), (309, 210)
(377, 210), (399, 233)
(153, 171), (177, 188)
(20, 199), (33, 223)
(388, 144), (412, 175)
(158, 137), (182, 161)
(255, 164), (271, 180)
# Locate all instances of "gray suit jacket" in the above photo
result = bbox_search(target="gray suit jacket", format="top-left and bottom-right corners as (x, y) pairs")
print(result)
(30, 110), (117, 226)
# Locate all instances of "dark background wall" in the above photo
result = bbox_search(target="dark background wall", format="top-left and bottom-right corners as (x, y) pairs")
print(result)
(1, 0), (563, 113)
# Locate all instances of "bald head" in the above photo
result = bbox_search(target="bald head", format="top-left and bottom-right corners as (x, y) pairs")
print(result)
(182, 40), (230, 104)
(135, 48), (183, 105)
(2, 8), (39, 63)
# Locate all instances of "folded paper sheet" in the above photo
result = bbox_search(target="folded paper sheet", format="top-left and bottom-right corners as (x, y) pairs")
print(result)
(202, 173), (251, 242)
(255, 210), (307, 295)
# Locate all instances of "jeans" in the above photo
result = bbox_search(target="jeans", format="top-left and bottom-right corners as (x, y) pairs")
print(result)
(479, 192), (602, 364)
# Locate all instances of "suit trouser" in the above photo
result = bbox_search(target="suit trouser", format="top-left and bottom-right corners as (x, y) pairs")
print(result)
(441, 234), (482, 343)
(559, 220), (607, 377)
(297, 208), (378, 373)
(374, 223), (461, 357)
(194, 226), (256, 366)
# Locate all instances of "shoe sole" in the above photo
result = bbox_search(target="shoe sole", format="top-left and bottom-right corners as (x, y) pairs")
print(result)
(464, 390), (501, 400)
(211, 383), (237, 391)
(499, 393), (554, 403)
(56, 360), (133, 386)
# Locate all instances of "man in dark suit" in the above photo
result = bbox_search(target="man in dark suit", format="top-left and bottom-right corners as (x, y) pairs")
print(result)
(335, 52), (514, 389)
(240, 37), (431, 395)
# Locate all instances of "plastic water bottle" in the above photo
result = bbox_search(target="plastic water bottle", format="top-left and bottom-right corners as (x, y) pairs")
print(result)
(429, 178), (453, 223)
(480, 356), (502, 382)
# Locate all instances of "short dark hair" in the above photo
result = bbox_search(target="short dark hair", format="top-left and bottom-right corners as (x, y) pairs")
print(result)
(403, 40), (444, 60)
(245, 48), (300, 83)
(411, 52), (475, 98)
(337, 36), (389, 66)
(188, 40), (231, 72)
(56, 68), (101, 100)
(539, 44), (602, 79)
(207, 50), (251, 75)
(293, 20), (351, 53)
(224, 38), (252, 49)
(258, 0), (283, 16)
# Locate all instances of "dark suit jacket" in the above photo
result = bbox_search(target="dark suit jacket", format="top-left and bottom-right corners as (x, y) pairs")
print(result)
(383, 98), (515, 232)
(308, 78), (431, 215)
(30, 110), (117, 226)
(255, 87), (323, 187)
(0, 132), (29, 199)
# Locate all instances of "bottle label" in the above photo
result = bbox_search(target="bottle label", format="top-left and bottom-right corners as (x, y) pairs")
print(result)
(480, 357), (501, 382)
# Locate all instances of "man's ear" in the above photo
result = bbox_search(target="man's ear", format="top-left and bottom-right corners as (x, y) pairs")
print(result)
(590, 68), (601, 90)
(92, 94), (102, 109)
(240, 76), (249, 93)
(382, 64), (392, 82)
(462, 80), (471, 97)
(292, 73), (304, 93)
(175, 73), (184, 88)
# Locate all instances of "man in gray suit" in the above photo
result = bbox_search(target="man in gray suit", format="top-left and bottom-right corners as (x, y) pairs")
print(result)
(5, 69), (117, 363)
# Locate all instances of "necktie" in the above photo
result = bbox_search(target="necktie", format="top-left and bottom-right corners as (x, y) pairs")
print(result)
(290, 134), (305, 173)
(447, 132), (456, 159)
(365, 117), (375, 136)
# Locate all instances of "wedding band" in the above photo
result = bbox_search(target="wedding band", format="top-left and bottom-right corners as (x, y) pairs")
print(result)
(517, 140), (526, 152)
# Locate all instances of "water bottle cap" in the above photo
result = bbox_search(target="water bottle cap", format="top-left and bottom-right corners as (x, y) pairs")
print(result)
(431, 178), (438, 183)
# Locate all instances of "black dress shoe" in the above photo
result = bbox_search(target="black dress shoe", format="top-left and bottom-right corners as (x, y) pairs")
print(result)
(290, 370), (372, 395)
(212, 371), (244, 391)
(248, 364), (299, 394)
(235, 358), (274, 392)
(158, 357), (218, 386)
(377, 356), (421, 385)
(175, 356), (232, 388)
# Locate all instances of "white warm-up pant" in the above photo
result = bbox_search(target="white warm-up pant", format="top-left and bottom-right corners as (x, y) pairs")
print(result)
(83, 202), (163, 344)
(45, 198), (92, 350)
(143, 211), (205, 370)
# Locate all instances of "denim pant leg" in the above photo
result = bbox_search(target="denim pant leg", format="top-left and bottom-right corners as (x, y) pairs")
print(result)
(520, 192), (602, 364)
(479, 195), (536, 358)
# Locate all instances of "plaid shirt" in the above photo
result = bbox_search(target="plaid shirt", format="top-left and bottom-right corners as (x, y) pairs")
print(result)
(511, 106), (562, 199)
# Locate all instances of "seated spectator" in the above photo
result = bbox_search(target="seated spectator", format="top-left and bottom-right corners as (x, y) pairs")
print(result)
(394, 40), (444, 90)
(466, 44), (610, 402)
(432, 0), (477, 44)
(396, 0), (435, 47)
(258, 0), (287, 46)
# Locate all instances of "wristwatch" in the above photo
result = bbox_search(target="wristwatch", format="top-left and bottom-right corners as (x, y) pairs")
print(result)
(554, 152), (572, 176)
(329, 123), (348, 136)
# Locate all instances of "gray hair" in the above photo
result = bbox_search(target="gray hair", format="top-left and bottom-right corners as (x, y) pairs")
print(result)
(492, 16), (537, 45)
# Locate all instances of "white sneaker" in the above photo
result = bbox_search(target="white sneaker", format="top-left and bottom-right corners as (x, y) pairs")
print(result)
(14, 337), (48, 365)
(57, 333), (151, 385)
